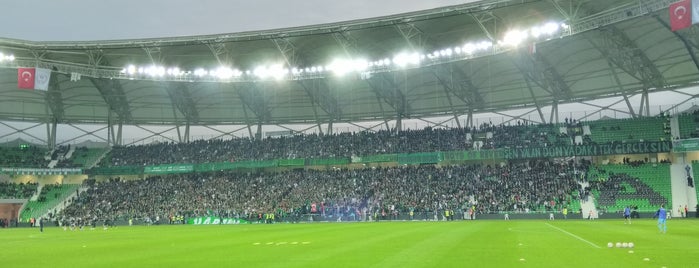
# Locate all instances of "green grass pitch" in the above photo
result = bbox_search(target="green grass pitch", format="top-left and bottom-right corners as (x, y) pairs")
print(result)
(3, 219), (698, 267)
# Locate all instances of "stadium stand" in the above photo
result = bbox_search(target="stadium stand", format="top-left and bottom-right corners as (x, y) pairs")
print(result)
(0, 146), (47, 167)
(59, 160), (583, 223)
(590, 163), (671, 213)
(20, 184), (80, 221)
(55, 147), (106, 168)
(97, 117), (673, 167)
(679, 113), (698, 139)
(0, 182), (37, 199)
(585, 117), (671, 144)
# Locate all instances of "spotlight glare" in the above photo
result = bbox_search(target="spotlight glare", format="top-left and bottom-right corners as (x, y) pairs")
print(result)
(502, 29), (528, 46)
(127, 65), (137, 75)
(542, 22), (560, 35)
(194, 68), (207, 77)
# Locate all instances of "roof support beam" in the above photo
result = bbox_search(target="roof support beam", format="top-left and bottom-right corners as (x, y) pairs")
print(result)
(470, 12), (499, 41)
(46, 72), (65, 123)
(107, 110), (123, 146)
(548, 0), (585, 22)
(45, 119), (56, 150)
(576, 98), (627, 121)
(436, 78), (462, 128)
(365, 72), (409, 132)
(0, 122), (46, 144)
(88, 54), (133, 123)
(272, 37), (300, 67)
(205, 40), (232, 65)
(124, 125), (179, 146)
(235, 83), (272, 139)
(334, 31), (408, 131)
(512, 50), (572, 102)
(57, 124), (108, 145)
(593, 26), (665, 91)
(654, 16), (699, 73)
(297, 79), (342, 130)
(492, 108), (540, 126)
(549, 100), (559, 124)
(622, 93), (636, 118)
(165, 82), (200, 124)
(202, 125), (249, 140)
(395, 22), (426, 50)
(88, 77), (133, 123)
(523, 76), (547, 124)
(432, 64), (486, 110)
(276, 37), (342, 132)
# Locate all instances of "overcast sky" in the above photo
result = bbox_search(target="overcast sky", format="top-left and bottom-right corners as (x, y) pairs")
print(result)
(1, 0), (475, 41)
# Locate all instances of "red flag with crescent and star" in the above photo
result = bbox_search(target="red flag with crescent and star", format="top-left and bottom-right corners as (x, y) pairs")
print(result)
(17, 68), (36, 89)
(17, 67), (51, 91)
(670, 0), (692, 31)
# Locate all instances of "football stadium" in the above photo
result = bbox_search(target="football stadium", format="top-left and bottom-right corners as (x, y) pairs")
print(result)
(1, 0), (699, 267)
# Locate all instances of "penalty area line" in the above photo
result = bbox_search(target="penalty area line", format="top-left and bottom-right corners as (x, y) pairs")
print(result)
(544, 223), (601, 249)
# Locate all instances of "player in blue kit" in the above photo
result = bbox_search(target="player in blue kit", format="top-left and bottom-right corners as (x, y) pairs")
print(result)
(655, 204), (667, 233)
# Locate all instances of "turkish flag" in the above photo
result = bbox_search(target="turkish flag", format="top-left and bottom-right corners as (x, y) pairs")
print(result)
(17, 68), (35, 89)
(670, 0), (692, 31)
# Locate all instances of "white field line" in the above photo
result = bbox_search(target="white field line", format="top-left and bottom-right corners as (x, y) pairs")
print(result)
(545, 223), (601, 249)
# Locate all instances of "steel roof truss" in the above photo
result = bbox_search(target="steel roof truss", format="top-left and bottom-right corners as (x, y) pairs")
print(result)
(596, 26), (664, 89)
(57, 124), (108, 146)
(202, 125), (248, 140)
(124, 125), (179, 146)
(0, 121), (46, 144)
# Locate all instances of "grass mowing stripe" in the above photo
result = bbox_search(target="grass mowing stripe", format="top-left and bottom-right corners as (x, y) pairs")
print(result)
(545, 222), (601, 249)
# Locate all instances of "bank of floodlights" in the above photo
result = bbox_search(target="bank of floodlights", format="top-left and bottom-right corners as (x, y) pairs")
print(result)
(0, 52), (15, 62)
(122, 21), (565, 82)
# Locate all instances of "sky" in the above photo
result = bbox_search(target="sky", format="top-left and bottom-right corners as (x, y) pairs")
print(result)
(1, 0), (475, 41)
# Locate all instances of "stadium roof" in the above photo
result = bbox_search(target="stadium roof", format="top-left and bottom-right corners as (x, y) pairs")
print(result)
(0, 0), (693, 127)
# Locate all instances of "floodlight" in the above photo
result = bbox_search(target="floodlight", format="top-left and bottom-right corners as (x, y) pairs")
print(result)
(127, 65), (137, 75)
(267, 64), (286, 79)
(530, 26), (542, 38)
(352, 59), (369, 72)
(502, 29), (528, 46)
(327, 59), (351, 75)
(7, 55), (13, 61)
(542, 22), (559, 35)
(194, 68), (207, 77)
(462, 43), (475, 54)
(253, 66), (269, 78)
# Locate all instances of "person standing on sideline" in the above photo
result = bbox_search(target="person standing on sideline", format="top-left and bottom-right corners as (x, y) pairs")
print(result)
(39, 217), (44, 233)
(655, 204), (668, 234)
(685, 205), (689, 218)
(563, 207), (568, 219)
(624, 205), (631, 224)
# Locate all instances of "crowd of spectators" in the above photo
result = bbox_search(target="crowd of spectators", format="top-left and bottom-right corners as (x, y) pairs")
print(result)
(0, 146), (46, 168)
(103, 121), (597, 167)
(0, 182), (37, 199)
(60, 160), (584, 223)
